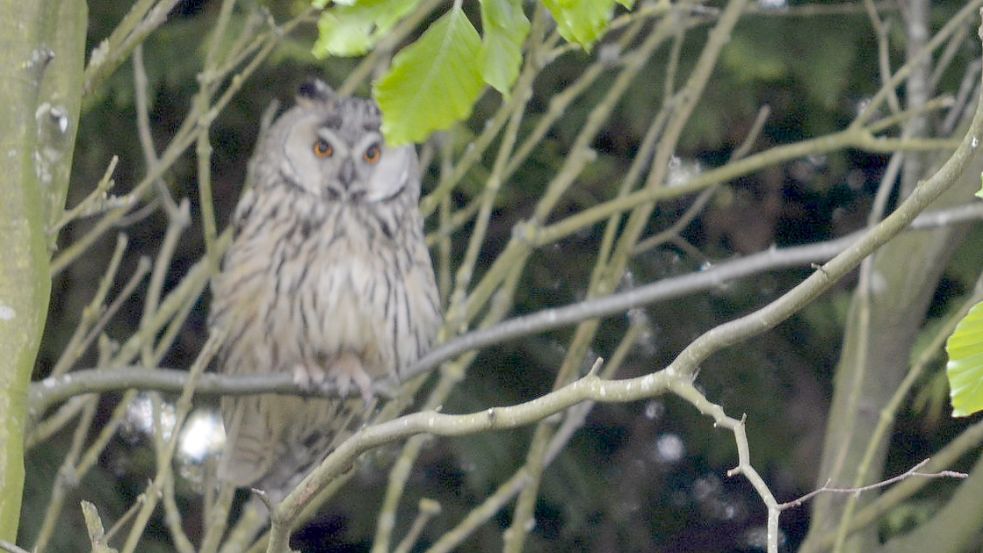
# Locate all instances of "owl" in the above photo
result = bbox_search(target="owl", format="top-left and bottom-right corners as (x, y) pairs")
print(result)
(209, 80), (442, 498)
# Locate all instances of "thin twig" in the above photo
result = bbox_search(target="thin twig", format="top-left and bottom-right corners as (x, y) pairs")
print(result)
(942, 61), (982, 135)
(83, 0), (182, 96)
(48, 156), (123, 235)
(48, 234), (130, 378)
(133, 43), (179, 216)
(864, 0), (902, 114)
(140, 200), (190, 368)
(779, 459), (967, 510)
(804, 419), (983, 552)
(851, 0), (983, 129)
(393, 499), (441, 553)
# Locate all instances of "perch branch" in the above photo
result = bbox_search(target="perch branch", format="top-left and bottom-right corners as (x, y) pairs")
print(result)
(28, 203), (983, 414)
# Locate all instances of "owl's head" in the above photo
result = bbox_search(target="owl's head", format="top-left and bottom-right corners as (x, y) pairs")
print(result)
(259, 79), (418, 205)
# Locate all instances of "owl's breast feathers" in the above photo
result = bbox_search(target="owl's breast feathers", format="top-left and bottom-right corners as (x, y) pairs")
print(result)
(211, 185), (441, 384)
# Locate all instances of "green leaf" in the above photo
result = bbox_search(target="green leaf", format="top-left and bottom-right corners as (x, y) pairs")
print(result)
(312, 0), (420, 58)
(479, 0), (530, 95)
(946, 301), (983, 416)
(374, 7), (483, 145)
(976, 172), (983, 199)
(615, 0), (635, 7)
(542, 0), (616, 49)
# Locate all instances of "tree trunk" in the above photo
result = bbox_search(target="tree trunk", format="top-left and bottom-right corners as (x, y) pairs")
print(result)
(0, 0), (85, 541)
(801, 131), (983, 553)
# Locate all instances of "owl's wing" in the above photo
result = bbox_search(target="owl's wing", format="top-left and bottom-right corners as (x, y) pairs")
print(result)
(398, 238), (442, 371)
(212, 252), (285, 488)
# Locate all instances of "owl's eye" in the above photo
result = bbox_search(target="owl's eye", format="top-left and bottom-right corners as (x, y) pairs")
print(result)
(313, 138), (333, 158)
(363, 144), (382, 164)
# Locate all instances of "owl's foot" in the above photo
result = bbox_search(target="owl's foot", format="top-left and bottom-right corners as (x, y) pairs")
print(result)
(334, 352), (374, 404)
(291, 363), (326, 391)
(292, 354), (374, 403)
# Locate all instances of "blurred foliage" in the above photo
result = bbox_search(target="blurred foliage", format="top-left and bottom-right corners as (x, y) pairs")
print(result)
(316, 0), (623, 143)
(23, 0), (983, 552)
(946, 301), (983, 417)
(375, 7), (484, 144)
(478, 0), (530, 96)
(312, 0), (424, 57)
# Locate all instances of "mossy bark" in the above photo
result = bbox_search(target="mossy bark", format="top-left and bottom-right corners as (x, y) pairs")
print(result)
(0, 0), (85, 541)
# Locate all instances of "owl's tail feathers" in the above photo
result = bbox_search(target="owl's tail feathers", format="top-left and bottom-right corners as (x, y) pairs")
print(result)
(219, 396), (276, 488)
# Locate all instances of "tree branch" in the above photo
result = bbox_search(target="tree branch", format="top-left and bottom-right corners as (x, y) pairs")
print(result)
(28, 202), (983, 415)
(779, 459), (967, 510)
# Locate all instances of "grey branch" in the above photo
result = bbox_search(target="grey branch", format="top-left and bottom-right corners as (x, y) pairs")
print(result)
(0, 541), (31, 553)
(28, 203), (983, 415)
(778, 458), (968, 510)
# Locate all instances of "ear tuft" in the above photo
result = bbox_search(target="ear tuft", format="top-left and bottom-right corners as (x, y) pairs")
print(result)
(297, 79), (334, 106)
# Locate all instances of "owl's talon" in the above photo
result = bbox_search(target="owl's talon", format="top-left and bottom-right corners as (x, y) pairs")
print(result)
(353, 370), (374, 404)
(334, 373), (352, 398)
(291, 365), (313, 390)
(334, 352), (374, 404)
(293, 364), (330, 394)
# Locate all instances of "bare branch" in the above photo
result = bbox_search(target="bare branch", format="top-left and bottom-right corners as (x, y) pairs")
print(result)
(0, 541), (31, 553)
(779, 459), (967, 510)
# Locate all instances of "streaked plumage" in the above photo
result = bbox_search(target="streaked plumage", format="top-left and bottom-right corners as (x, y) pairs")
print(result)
(210, 81), (441, 497)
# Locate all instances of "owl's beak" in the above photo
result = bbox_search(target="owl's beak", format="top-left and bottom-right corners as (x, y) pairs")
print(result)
(338, 158), (356, 188)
